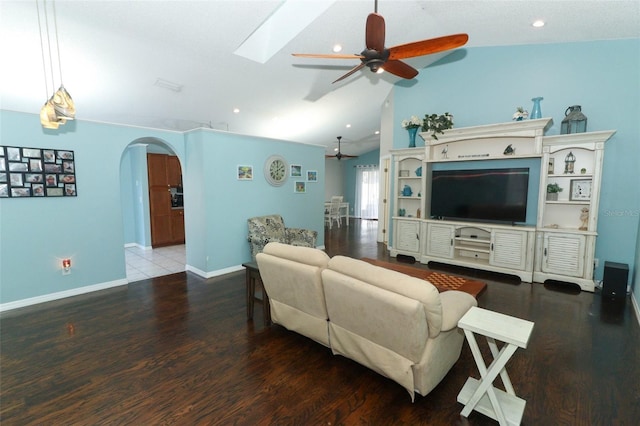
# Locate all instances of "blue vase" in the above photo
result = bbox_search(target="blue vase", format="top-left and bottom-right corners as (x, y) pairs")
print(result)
(407, 127), (418, 148)
(531, 97), (543, 119)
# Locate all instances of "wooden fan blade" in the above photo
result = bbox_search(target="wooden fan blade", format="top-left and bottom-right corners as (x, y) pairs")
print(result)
(383, 60), (418, 80)
(388, 33), (469, 60)
(332, 63), (365, 84)
(366, 13), (385, 51)
(292, 53), (364, 59)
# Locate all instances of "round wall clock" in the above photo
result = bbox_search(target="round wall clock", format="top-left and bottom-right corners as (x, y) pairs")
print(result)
(264, 155), (288, 186)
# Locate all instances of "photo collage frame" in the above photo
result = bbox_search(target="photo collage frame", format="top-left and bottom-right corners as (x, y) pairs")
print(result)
(0, 146), (77, 198)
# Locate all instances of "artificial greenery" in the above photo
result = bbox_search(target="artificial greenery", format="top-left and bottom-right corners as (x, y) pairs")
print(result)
(422, 113), (454, 140)
(547, 183), (563, 193)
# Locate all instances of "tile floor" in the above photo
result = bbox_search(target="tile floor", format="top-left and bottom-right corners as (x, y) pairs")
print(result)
(125, 244), (186, 282)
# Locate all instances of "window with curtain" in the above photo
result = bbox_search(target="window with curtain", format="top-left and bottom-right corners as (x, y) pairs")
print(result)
(355, 164), (379, 219)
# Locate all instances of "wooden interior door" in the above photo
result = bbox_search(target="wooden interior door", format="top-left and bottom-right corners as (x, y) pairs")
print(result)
(147, 154), (173, 247)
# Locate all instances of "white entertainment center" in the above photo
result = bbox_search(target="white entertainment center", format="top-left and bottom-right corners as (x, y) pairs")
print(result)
(390, 118), (616, 291)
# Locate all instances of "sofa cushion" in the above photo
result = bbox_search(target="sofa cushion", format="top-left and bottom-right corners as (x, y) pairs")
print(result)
(326, 256), (443, 337)
(256, 243), (331, 346)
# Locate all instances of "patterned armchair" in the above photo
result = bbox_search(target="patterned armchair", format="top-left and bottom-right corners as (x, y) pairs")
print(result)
(247, 214), (318, 261)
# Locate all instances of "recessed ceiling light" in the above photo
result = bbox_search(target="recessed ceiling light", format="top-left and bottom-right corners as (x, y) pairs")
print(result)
(374, 130), (380, 135)
(346, 124), (351, 128)
(334, 147), (339, 152)
(532, 20), (545, 28)
(332, 44), (342, 53)
(233, 108), (240, 114)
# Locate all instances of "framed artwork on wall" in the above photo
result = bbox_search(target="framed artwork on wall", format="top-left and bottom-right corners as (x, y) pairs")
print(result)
(294, 181), (306, 193)
(237, 165), (253, 180)
(0, 145), (77, 198)
(290, 164), (302, 177)
(307, 170), (317, 182)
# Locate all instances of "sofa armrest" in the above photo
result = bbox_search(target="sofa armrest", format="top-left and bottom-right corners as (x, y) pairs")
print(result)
(439, 291), (478, 332)
(285, 227), (318, 248)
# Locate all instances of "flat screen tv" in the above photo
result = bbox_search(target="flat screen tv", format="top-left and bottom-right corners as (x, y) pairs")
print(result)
(430, 168), (529, 223)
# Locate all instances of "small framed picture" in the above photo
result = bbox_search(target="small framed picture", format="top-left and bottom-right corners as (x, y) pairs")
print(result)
(237, 165), (253, 180)
(57, 151), (74, 160)
(45, 174), (57, 186)
(570, 179), (592, 201)
(43, 150), (56, 162)
(9, 162), (28, 172)
(23, 148), (41, 158)
(294, 181), (306, 193)
(25, 173), (43, 183)
(307, 170), (318, 182)
(46, 187), (64, 197)
(62, 161), (74, 173)
(290, 164), (302, 177)
(7, 147), (20, 161)
(30, 159), (43, 172)
(0, 184), (7, 197)
(64, 184), (76, 196)
(32, 184), (45, 196)
(10, 173), (23, 186)
(44, 163), (62, 173)
(548, 158), (555, 174)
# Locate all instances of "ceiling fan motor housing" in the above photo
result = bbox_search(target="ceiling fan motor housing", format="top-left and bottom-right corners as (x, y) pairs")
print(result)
(361, 48), (389, 72)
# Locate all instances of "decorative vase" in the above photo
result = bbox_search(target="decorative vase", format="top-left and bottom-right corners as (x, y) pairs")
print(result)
(530, 97), (543, 119)
(407, 127), (418, 148)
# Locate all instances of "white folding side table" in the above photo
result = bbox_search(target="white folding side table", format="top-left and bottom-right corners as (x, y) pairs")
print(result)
(457, 306), (534, 426)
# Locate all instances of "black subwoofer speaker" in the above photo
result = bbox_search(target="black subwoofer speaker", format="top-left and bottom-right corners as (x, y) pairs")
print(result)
(602, 261), (629, 299)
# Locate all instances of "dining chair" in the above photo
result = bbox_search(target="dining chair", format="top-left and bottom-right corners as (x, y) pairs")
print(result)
(325, 196), (343, 229)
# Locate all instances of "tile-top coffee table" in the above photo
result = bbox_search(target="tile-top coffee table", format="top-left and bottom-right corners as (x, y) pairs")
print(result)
(457, 306), (534, 426)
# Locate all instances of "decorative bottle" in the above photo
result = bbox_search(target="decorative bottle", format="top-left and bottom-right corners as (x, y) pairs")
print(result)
(530, 97), (543, 119)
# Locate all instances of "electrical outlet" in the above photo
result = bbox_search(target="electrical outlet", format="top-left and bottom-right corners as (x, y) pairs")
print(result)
(594, 258), (599, 268)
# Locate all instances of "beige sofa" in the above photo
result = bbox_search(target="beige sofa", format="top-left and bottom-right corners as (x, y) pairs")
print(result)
(256, 242), (477, 401)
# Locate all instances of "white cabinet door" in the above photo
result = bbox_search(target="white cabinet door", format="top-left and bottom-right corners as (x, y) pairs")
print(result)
(395, 220), (421, 253)
(490, 229), (528, 270)
(426, 223), (454, 259)
(542, 232), (586, 277)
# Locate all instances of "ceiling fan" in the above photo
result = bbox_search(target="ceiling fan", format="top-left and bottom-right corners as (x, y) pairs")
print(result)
(293, 0), (468, 83)
(326, 136), (358, 160)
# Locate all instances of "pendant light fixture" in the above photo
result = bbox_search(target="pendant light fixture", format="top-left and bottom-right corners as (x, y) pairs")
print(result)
(37, 0), (74, 129)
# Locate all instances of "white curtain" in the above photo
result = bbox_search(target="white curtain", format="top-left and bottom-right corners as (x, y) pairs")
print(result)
(355, 165), (379, 219)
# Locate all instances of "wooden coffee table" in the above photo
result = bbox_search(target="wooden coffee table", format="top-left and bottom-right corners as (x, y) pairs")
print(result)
(360, 258), (487, 298)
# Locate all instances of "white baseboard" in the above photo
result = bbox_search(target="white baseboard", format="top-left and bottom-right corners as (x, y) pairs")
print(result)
(0, 279), (128, 313)
(186, 264), (244, 279)
(124, 243), (152, 250)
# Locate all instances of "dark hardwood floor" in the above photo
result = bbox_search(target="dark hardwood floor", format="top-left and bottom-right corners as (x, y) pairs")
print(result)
(1, 219), (639, 425)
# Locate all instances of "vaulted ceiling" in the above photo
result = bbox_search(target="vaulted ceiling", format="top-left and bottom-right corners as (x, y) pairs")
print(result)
(1, 1), (638, 157)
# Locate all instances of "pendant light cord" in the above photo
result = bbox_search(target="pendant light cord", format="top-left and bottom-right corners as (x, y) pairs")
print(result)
(36, 0), (50, 100)
(52, 0), (64, 87)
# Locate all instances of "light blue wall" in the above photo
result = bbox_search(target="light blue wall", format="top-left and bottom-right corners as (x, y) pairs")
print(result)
(392, 39), (640, 284)
(0, 111), (324, 306)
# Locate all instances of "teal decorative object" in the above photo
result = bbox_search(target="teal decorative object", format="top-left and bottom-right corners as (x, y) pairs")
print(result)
(530, 97), (543, 119)
(407, 127), (418, 148)
(415, 166), (422, 177)
(402, 185), (413, 196)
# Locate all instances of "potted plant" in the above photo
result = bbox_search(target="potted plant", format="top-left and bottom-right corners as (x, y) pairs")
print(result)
(546, 183), (562, 201)
(422, 113), (453, 140)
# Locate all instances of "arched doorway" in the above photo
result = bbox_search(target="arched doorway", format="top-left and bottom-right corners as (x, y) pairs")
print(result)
(120, 138), (185, 282)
